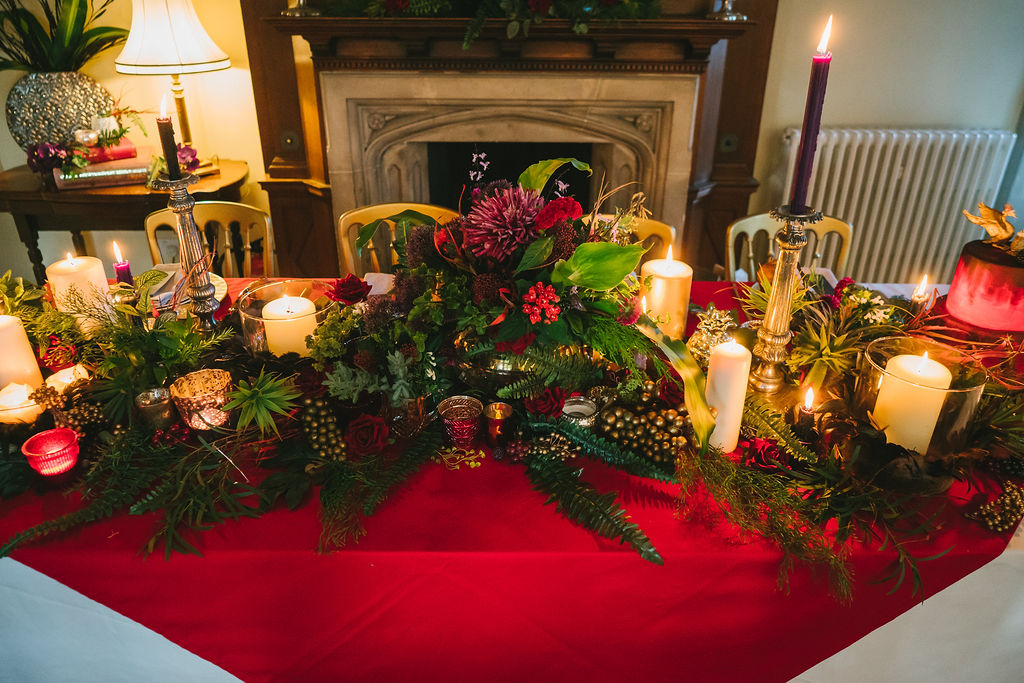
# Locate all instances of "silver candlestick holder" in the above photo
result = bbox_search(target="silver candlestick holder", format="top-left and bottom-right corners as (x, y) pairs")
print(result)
(748, 204), (822, 395)
(150, 172), (218, 335)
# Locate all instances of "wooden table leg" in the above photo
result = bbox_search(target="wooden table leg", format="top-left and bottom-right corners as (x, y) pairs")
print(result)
(71, 229), (87, 257)
(13, 213), (46, 285)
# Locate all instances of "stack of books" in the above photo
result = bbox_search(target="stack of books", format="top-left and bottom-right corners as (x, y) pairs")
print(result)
(53, 142), (151, 190)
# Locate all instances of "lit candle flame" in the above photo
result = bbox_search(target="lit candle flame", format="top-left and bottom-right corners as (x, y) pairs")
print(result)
(65, 252), (75, 265)
(817, 15), (833, 55)
(641, 295), (648, 313)
(160, 94), (168, 120)
(804, 387), (814, 411)
(918, 351), (931, 373)
(913, 274), (928, 298)
(666, 244), (674, 261)
(112, 241), (124, 263)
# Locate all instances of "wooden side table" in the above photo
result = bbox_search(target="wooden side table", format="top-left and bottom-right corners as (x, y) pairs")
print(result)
(0, 160), (248, 284)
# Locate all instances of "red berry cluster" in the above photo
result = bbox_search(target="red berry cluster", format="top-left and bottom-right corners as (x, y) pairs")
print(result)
(150, 422), (190, 446)
(522, 282), (561, 325)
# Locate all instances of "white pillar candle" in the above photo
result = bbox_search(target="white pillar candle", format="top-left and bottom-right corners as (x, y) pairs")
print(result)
(640, 245), (693, 339)
(873, 353), (952, 454)
(262, 295), (317, 356)
(45, 254), (109, 314)
(0, 315), (43, 389)
(0, 383), (44, 424)
(705, 340), (752, 453)
(45, 364), (90, 394)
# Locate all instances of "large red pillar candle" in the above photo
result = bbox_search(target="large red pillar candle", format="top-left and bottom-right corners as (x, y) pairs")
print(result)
(157, 95), (182, 181)
(789, 16), (833, 214)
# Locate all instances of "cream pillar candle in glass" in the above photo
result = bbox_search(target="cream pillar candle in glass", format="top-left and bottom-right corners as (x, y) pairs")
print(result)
(640, 245), (693, 338)
(705, 340), (752, 453)
(0, 383), (44, 424)
(0, 315), (44, 389)
(45, 254), (109, 313)
(872, 352), (952, 454)
(262, 295), (318, 356)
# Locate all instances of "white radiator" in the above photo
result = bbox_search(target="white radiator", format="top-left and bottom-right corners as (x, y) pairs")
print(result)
(783, 128), (1017, 283)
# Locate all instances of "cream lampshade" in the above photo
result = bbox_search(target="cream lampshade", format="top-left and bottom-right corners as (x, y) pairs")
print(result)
(114, 0), (230, 146)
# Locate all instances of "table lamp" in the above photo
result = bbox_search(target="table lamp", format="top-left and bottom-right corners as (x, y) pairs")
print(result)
(114, 0), (230, 147)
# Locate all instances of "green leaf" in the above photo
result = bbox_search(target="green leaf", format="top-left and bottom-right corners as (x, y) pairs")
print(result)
(551, 242), (646, 291)
(638, 324), (716, 452)
(506, 20), (519, 39)
(514, 237), (553, 274)
(355, 210), (437, 250)
(517, 158), (592, 191)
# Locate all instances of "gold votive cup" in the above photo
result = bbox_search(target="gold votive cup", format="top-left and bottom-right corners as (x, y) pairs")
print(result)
(135, 388), (177, 431)
(483, 401), (513, 447)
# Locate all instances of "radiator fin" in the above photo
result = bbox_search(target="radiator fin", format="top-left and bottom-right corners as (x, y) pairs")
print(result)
(783, 128), (1016, 282)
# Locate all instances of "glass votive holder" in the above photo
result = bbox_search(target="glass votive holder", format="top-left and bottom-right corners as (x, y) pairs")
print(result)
(135, 388), (177, 431)
(237, 279), (338, 357)
(855, 336), (987, 457)
(22, 427), (79, 476)
(483, 402), (513, 447)
(561, 396), (598, 430)
(169, 369), (232, 430)
(438, 395), (483, 447)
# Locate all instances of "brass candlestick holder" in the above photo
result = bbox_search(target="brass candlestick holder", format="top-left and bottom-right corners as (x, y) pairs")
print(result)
(150, 172), (218, 335)
(749, 204), (822, 395)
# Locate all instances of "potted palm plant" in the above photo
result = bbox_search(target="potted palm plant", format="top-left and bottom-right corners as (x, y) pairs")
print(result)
(0, 0), (127, 149)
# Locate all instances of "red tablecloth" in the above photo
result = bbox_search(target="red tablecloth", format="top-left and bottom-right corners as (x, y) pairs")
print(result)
(0, 281), (1011, 682)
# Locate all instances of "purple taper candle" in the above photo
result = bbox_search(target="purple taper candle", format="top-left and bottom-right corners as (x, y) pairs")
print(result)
(112, 241), (134, 286)
(789, 16), (833, 214)
(157, 95), (182, 181)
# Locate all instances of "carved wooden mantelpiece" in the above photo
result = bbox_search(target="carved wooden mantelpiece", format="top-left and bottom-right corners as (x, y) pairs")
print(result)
(267, 17), (749, 72)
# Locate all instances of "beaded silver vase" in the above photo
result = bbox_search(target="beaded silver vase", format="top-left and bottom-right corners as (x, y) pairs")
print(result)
(5, 71), (113, 149)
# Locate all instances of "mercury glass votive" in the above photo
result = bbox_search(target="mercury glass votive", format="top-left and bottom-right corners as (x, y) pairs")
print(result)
(22, 427), (80, 476)
(855, 336), (987, 457)
(561, 396), (599, 430)
(438, 395), (483, 447)
(169, 369), (232, 430)
(237, 280), (338, 357)
(135, 388), (177, 431)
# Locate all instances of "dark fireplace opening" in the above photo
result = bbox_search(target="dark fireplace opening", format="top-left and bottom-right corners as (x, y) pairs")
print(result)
(428, 142), (594, 210)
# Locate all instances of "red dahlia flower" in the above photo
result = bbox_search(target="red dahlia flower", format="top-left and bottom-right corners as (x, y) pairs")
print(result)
(464, 186), (546, 261)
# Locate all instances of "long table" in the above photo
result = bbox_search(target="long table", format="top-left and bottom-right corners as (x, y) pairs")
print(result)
(0, 281), (1015, 682)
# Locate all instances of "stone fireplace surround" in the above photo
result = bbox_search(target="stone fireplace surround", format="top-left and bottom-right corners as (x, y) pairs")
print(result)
(321, 72), (699, 239)
(250, 9), (760, 277)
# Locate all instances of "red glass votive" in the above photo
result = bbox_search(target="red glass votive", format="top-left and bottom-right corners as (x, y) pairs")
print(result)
(438, 396), (483, 447)
(483, 402), (513, 447)
(22, 427), (80, 476)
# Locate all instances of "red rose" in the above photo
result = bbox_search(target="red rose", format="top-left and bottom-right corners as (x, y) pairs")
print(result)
(327, 274), (372, 305)
(385, 0), (409, 12)
(524, 387), (570, 417)
(529, 0), (553, 13)
(535, 197), (583, 232)
(496, 332), (537, 356)
(345, 413), (390, 457)
(658, 376), (684, 407)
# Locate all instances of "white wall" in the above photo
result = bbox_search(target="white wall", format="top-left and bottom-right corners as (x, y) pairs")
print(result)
(0, 0), (265, 281)
(751, 0), (1024, 214)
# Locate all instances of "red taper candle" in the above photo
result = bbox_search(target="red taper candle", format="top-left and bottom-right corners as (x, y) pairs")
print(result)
(112, 241), (133, 286)
(789, 16), (833, 214)
(157, 95), (182, 180)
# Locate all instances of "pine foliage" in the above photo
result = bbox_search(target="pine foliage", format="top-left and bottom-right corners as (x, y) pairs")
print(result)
(526, 453), (663, 565)
(743, 395), (817, 463)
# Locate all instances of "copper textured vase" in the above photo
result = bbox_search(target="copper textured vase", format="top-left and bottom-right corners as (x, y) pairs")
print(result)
(5, 72), (113, 149)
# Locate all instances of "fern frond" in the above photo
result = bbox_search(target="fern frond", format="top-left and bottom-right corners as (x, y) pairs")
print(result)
(743, 395), (817, 463)
(525, 417), (676, 483)
(360, 422), (442, 515)
(526, 453), (663, 564)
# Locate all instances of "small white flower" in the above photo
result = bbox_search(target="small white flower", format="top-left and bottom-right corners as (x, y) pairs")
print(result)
(865, 308), (887, 323)
(870, 296), (885, 307)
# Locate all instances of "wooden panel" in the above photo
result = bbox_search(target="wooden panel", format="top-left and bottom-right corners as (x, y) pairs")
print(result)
(261, 179), (337, 278)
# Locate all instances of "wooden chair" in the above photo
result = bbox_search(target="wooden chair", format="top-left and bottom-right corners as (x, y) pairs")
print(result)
(723, 213), (852, 281)
(145, 201), (276, 277)
(338, 203), (460, 276)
